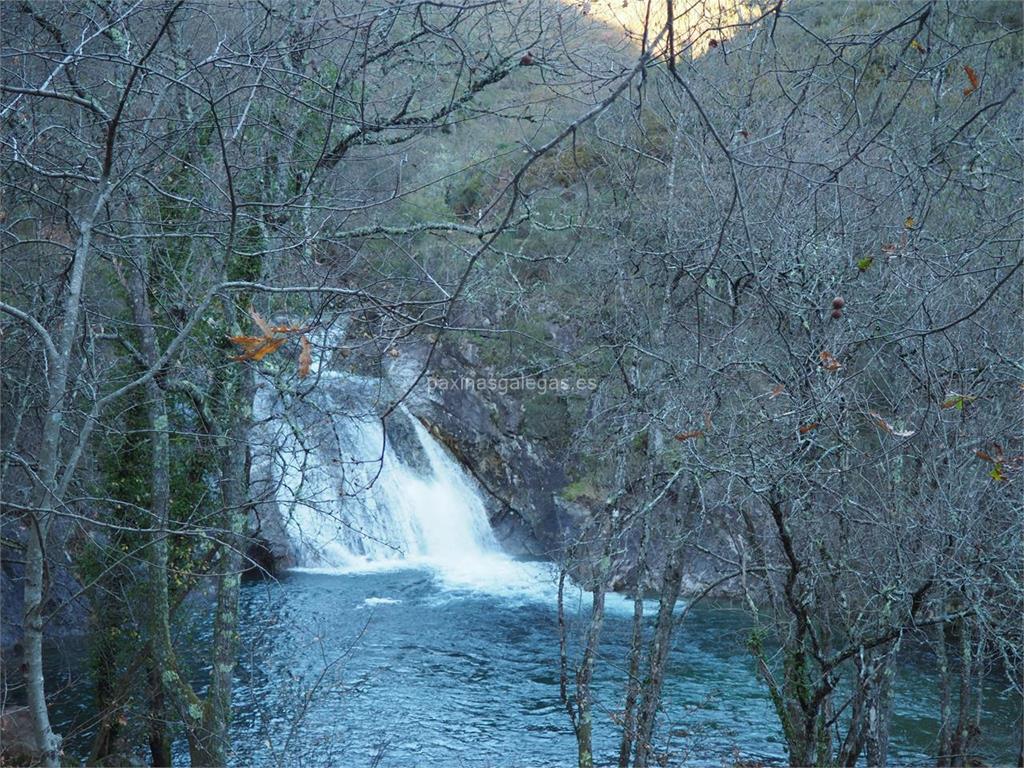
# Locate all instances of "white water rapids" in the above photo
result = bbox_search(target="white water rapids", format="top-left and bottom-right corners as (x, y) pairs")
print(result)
(252, 361), (554, 598)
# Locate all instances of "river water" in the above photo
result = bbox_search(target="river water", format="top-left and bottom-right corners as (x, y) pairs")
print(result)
(42, 561), (1020, 766)
(211, 565), (1017, 768)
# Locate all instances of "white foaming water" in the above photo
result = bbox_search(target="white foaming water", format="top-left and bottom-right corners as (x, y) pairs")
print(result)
(258, 362), (552, 597)
(283, 412), (493, 567)
(255, 337), (661, 612)
(360, 597), (402, 607)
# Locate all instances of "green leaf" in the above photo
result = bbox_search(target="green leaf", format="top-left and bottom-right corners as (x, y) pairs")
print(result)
(989, 464), (1006, 482)
(857, 256), (875, 272)
(941, 393), (976, 411)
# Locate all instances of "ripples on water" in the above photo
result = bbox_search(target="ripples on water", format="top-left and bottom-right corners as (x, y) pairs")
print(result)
(216, 566), (1016, 768)
(39, 563), (1018, 766)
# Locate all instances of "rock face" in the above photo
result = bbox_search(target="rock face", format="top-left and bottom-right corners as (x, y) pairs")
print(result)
(248, 459), (300, 577)
(246, 333), (585, 568)
(382, 339), (576, 559)
(274, 333), (739, 597)
(379, 337), (740, 597)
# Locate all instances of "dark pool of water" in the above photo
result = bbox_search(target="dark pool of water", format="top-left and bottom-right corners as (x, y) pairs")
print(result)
(41, 567), (1019, 766)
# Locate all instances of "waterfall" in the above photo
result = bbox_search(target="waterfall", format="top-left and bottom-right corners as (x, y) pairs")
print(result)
(282, 407), (498, 567)
(254, 364), (538, 592)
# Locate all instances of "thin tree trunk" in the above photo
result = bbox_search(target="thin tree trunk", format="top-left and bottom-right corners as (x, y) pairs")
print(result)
(937, 620), (952, 767)
(632, 548), (685, 768)
(865, 657), (893, 767)
(188, 358), (253, 767)
(618, 523), (649, 768)
(126, 235), (187, 767)
(576, 575), (606, 768)
(86, 621), (123, 765)
(148, 661), (173, 767)
(952, 620), (973, 768)
(838, 675), (868, 767)
(558, 569), (576, 730)
(24, 188), (108, 767)
(23, 516), (60, 767)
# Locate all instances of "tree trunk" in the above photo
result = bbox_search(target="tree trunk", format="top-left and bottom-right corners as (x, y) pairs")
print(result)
(188, 356), (253, 767)
(86, 622), (123, 766)
(576, 576), (606, 768)
(618, 525), (649, 768)
(937, 620), (952, 767)
(148, 662), (173, 767)
(23, 192), (105, 767)
(23, 517), (61, 767)
(125, 238), (188, 767)
(632, 548), (685, 768)
(839, 650), (893, 768)
(865, 658), (893, 767)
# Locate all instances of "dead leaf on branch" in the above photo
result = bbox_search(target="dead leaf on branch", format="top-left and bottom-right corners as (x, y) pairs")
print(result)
(228, 307), (309, 371)
(298, 335), (313, 378)
(974, 444), (1022, 482)
(869, 411), (915, 438)
(228, 335), (286, 362)
(250, 308), (272, 337)
(674, 430), (704, 442)
(880, 231), (909, 258)
(962, 65), (980, 96)
(819, 350), (842, 373)
(973, 449), (1016, 477)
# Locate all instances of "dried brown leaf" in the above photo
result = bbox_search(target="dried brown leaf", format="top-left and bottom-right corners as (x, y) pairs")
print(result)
(963, 65), (980, 96)
(674, 430), (704, 442)
(869, 411), (915, 438)
(819, 350), (842, 373)
(250, 308), (272, 337)
(298, 335), (312, 378)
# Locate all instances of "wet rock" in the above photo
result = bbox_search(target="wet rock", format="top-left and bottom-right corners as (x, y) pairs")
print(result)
(248, 468), (299, 575)
(383, 339), (572, 558)
(242, 535), (281, 581)
(383, 409), (432, 476)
